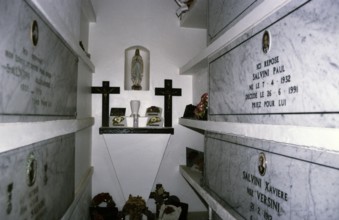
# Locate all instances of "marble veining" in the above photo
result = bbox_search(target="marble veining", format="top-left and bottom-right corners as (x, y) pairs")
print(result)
(0, 134), (75, 219)
(204, 132), (339, 220)
(209, 0), (339, 127)
(0, 0), (78, 121)
(208, 0), (262, 43)
(31, 0), (82, 45)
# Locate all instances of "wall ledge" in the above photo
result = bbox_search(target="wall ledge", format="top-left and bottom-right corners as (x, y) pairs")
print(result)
(0, 117), (94, 153)
(61, 166), (94, 220)
(179, 118), (339, 152)
(180, 165), (241, 220)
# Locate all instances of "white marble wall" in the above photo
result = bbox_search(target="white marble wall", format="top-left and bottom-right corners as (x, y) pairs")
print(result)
(204, 132), (339, 220)
(204, 0), (339, 219)
(0, 134), (75, 219)
(31, 0), (82, 54)
(1, 1), (95, 220)
(209, 0), (339, 127)
(208, 0), (263, 43)
(0, 0), (78, 121)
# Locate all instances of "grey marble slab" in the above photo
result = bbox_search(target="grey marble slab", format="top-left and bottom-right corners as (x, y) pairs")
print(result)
(204, 132), (339, 220)
(0, 0), (78, 121)
(209, 0), (339, 127)
(208, 0), (263, 44)
(0, 134), (75, 220)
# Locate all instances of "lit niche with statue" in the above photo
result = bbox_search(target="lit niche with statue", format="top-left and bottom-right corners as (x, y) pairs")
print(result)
(124, 46), (150, 91)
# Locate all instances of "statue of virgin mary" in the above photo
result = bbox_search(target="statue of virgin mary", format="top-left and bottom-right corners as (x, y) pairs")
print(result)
(131, 49), (144, 90)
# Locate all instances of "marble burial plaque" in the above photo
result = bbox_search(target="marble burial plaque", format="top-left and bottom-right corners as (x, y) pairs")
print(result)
(0, 0), (78, 120)
(0, 134), (75, 220)
(209, 0), (339, 127)
(204, 132), (339, 220)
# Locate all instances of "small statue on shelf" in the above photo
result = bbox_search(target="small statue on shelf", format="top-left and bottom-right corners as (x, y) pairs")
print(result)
(194, 93), (208, 120)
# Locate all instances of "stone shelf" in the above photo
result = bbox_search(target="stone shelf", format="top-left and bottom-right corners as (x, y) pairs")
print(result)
(179, 118), (208, 131)
(179, 165), (240, 220)
(179, 118), (339, 152)
(0, 117), (94, 153)
(99, 127), (174, 135)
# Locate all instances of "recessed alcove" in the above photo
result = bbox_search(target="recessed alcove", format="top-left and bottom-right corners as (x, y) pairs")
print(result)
(124, 46), (150, 91)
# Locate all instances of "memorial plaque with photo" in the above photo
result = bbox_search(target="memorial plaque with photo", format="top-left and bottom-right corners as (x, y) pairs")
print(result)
(0, 0), (78, 121)
(204, 132), (339, 220)
(0, 134), (75, 220)
(209, 0), (339, 127)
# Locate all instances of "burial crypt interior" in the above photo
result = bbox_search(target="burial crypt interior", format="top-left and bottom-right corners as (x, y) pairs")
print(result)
(1, 0), (339, 219)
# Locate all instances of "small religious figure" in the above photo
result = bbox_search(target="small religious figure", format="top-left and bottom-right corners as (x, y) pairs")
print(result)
(131, 49), (144, 90)
(194, 93), (208, 120)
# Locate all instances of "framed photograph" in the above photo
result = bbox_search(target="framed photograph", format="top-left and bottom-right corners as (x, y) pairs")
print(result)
(262, 30), (271, 54)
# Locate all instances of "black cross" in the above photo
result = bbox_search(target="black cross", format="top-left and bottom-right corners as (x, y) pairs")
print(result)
(155, 79), (182, 127)
(91, 81), (120, 127)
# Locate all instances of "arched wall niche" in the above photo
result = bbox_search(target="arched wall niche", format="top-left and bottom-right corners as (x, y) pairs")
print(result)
(124, 45), (150, 91)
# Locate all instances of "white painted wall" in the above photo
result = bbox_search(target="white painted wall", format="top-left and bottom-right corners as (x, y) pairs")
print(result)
(89, 0), (207, 212)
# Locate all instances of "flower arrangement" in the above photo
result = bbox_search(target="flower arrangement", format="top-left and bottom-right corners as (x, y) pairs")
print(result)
(91, 193), (116, 208)
(194, 93), (208, 120)
(122, 195), (147, 220)
(90, 193), (118, 220)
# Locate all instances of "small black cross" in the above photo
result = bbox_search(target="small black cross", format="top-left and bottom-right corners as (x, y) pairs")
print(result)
(155, 79), (182, 127)
(91, 81), (120, 127)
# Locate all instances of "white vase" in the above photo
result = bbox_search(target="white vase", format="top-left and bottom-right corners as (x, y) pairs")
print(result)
(130, 100), (140, 116)
(130, 100), (140, 127)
